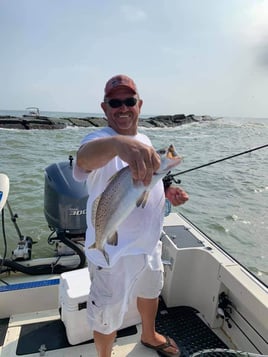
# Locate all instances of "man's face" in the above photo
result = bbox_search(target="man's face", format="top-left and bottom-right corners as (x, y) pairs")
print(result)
(101, 87), (143, 135)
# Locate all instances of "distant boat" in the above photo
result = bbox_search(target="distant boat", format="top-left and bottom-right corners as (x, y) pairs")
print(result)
(23, 107), (40, 117)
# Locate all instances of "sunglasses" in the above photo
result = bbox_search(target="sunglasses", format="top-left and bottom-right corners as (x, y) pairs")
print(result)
(105, 97), (138, 109)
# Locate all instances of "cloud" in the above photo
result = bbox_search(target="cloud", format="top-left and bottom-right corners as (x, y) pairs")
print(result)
(246, 1), (268, 67)
(120, 5), (147, 22)
(249, 1), (268, 43)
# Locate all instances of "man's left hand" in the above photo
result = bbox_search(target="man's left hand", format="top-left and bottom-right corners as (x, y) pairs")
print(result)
(165, 186), (189, 206)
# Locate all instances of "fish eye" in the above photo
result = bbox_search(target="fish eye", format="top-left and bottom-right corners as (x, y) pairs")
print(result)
(157, 149), (166, 155)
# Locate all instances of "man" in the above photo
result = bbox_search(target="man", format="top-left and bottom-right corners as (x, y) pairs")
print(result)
(74, 74), (188, 357)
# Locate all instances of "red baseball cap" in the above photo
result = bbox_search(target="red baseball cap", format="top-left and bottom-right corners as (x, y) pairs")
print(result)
(104, 74), (138, 97)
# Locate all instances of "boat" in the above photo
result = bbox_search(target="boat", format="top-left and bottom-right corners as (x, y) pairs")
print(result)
(0, 107), (67, 130)
(0, 157), (267, 357)
(23, 107), (41, 118)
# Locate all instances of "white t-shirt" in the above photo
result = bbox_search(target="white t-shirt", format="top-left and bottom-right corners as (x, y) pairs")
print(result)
(73, 127), (165, 267)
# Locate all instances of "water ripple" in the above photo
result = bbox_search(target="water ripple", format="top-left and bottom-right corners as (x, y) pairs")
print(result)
(1, 116), (267, 285)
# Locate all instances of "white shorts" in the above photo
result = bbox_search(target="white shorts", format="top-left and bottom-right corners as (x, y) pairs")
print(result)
(87, 243), (164, 334)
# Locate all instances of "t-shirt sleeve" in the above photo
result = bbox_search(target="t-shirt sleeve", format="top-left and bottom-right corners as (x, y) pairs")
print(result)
(72, 128), (115, 182)
(73, 160), (89, 182)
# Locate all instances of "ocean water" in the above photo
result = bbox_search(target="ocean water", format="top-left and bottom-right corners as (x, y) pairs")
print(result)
(0, 111), (267, 285)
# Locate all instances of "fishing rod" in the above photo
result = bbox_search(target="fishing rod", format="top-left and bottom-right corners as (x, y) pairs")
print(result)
(163, 144), (268, 188)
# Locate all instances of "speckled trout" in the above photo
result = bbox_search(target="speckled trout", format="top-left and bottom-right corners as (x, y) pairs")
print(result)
(89, 144), (182, 265)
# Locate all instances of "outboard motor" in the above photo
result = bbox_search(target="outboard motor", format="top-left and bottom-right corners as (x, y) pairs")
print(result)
(44, 155), (88, 235)
(44, 155), (88, 257)
(0, 157), (89, 275)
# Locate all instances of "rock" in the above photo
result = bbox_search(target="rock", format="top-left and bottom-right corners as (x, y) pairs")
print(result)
(0, 116), (66, 130)
(140, 114), (196, 127)
(84, 117), (108, 127)
(0, 114), (214, 130)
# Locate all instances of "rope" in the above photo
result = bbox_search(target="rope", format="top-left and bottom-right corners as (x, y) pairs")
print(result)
(190, 348), (268, 357)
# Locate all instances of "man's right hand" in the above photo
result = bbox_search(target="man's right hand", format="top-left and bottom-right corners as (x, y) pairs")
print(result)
(114, 136), (160, 186)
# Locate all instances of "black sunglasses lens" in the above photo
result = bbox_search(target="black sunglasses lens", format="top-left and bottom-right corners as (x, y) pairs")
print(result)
(124, 97), (137, 107)
(108, 97), (138, 108)
(108, 99), (122, 108)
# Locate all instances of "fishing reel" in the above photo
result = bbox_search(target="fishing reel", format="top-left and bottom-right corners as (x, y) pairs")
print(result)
(162, 172), (181, 190)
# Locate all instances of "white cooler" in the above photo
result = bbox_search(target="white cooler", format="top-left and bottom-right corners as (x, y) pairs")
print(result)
(59, 267), (141, 345)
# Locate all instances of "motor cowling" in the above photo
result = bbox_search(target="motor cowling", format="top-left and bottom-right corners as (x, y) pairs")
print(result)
(44, 157), (88, 236)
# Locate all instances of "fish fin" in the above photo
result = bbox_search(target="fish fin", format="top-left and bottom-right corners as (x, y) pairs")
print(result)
(107, 231), (118, 246)
(88, 242), (96, 249)
(141, 191), (150, 208)
(103, 250), (110, 265)
(107, 172), (118, 184)
(91, 195), (101, 227)
(136, 190), (149, 208)
(88, 244), (110, 265)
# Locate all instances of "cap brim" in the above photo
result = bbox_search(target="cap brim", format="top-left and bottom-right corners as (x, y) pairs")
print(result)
(105, 85), (137, 97)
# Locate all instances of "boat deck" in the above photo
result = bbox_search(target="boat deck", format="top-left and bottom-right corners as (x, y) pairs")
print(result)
(0, 297), (238, 357)
(1, 213), (267, 355)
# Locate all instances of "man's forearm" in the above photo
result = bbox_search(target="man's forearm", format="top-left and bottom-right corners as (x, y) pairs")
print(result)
(76, 137), (118, 172)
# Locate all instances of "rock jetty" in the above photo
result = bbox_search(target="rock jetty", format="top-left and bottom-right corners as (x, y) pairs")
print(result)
(0, 113), (214, 130)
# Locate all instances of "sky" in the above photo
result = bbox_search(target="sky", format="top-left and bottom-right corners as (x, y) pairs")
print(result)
(0, 0), (268, 118)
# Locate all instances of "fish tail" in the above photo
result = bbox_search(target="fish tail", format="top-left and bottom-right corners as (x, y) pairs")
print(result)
(167, 144), (178, 158)
(88, 243), (110, 265)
